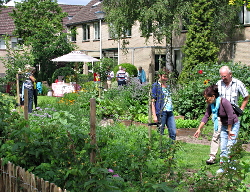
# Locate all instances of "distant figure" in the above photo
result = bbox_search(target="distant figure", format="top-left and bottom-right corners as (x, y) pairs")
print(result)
(106, 68), (114, 89)
(21, 65), (36, 113)
(116, 66), (127, 86)
(137, 66), (146, 84)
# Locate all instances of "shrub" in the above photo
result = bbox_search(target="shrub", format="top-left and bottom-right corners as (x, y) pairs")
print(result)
(52, 66), (75, 83)
(113, 63), (137, 77)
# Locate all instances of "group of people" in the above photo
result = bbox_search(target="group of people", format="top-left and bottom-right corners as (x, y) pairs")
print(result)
(94, 66), (147, 89)
(151, 66), (249, 174)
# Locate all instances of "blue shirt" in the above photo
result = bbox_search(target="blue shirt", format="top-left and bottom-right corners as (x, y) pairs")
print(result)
(152, 82), (173, 115)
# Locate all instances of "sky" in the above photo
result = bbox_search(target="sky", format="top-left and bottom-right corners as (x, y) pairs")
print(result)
(5, 0), (90, 6)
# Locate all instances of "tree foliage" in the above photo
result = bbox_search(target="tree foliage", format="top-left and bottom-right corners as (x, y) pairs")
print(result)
(10, 0), (76, 83)
(103, 0), (190, 44)
(179, 0), (240, 82)
(0, 0), (10, 8)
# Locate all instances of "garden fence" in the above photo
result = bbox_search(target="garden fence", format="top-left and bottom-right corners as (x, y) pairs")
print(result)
(0, 159), (68, 192)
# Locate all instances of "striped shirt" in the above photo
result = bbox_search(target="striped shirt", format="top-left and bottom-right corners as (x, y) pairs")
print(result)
(216, 78), (248, 106)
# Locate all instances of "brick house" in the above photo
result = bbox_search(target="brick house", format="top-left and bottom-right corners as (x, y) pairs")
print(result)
(0, 4), (84, 77)
(1, 1), (250, 80)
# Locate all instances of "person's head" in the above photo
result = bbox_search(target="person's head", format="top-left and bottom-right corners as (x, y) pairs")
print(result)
(119, 66), (122, 70)
(138, 66), (142, 71)
(203, 84), (219, 104)
(219, 66), (232, 85)
(158, 68), (170, 82)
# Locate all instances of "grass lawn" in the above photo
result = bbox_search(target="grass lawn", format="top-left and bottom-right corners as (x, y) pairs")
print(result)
(177, 142), (250, 185)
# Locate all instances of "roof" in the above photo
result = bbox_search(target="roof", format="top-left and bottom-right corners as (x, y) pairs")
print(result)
(0, 4), (84, 35)
(66, 0), (103, 26)
(0, 6), (15, 35)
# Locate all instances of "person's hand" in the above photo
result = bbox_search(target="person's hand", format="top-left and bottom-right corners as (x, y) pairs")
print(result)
(153, 116), (158, 123)
(194, 130), (201, 138)
(228, 131), (235, 140)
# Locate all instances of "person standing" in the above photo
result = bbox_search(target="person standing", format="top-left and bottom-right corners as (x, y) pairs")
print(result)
(31, 67), (38, 109)
(106, 68), (114, 89)
(194, 85), (240, 173)
(195, 66), (249, 165)
(137, 66), (146, 84)
(151, 69), (176, 140)
(22, 66), (36, 113)
(116, 66), (127, 86)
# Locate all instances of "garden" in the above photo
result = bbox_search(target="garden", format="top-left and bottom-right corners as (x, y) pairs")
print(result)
(1, 62), (250, 191)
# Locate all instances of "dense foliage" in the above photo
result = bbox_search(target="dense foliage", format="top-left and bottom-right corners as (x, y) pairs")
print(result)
(1, 61), (250, 190)
(179, 0), (240, 82)
(9, 0), (76, 84)
(113, 63), (138, 77)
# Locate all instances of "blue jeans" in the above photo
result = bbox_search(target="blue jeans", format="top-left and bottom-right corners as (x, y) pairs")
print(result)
(220, 121), (240, 163)
(157, 111), (176, 140)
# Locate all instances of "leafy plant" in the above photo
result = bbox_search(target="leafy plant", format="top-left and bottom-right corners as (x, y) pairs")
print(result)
(175, 118), (199, 129)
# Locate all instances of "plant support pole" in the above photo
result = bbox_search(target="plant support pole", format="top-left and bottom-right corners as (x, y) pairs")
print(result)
(148, 64), (153, 139)
(90, 98), (96, 163)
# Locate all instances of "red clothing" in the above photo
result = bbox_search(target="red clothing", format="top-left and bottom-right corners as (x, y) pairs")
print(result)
(202, 98), (238, 126)
(93, 73), (100, 82)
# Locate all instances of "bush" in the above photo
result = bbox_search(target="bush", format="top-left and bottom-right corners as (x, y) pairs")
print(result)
(113, 63), (137, 77)
(52, 66), (75, 83)
(173, 62), (250, 119)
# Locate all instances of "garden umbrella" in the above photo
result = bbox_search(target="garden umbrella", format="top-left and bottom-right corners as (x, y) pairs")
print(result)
(51, 51), (99, 62)
(51, 51), (100, 87)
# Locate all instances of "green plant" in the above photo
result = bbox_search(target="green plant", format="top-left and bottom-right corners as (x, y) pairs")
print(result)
(175, 118), (199, 129)
(113, 63), (138, 77)
(52, 66), (75, 83)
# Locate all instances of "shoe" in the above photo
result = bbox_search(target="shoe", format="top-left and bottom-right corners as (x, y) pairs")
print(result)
(206, 156), (216, 165)
(216, 168), (224, 174)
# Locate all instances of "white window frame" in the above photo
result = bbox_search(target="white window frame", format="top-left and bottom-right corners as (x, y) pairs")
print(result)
(0, 38), (6, 49)
(94, 22), (100, 40)
(82, 24), (90, 41)
(239, 5), (250, 24)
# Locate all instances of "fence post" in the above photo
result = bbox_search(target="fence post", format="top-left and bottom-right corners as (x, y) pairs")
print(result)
(24, 89), (28, 120)
(90, 98), (96, 163)
(16, 74), (20, 106)
(148, 64), (153, 139)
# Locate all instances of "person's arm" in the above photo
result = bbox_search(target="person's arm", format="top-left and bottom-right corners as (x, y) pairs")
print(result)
(227, 124), (235, 139)
(240, 96), (249, 110)
(194, 122), (205, 138)
(151, 99), (158, 122)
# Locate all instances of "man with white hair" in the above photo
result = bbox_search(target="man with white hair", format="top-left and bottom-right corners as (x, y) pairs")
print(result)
(116, 66), (127, 86)
(205, 65), (249, 165)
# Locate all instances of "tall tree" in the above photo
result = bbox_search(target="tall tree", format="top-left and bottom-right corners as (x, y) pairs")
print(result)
(179, 0), (240, 82)
(10, 0), (76, 83)
(103, 0), (241, 79)
(103, 0), (191, 70)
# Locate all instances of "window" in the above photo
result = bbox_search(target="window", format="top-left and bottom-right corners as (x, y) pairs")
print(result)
(124, 29), (132, 37)
(239, 5), (250, 24)
(11, 37), (23, 49)
(94, 22), (100, 40)
(82, 24), (90, 41)
(0, 38), (5, 49)
(70, 26), (77, 42)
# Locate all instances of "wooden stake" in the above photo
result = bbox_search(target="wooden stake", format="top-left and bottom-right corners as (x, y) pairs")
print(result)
(90, 98), (96, 163)
(24, 89), (28, 120)
(148, 64), (153, 139)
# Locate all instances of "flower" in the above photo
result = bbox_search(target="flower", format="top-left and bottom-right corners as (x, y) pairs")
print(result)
(203, 80), (209, 85)
(198, 70), (203, 74)
(108, 168), (114, 173)
(113, 174), (119, 177)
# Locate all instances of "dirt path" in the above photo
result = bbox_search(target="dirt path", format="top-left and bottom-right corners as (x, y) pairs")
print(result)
(177, 135), (250, 152)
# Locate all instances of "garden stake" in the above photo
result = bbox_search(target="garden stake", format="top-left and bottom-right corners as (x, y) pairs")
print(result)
(90, 98), (96, 163)
(24, 89), (28, 120)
